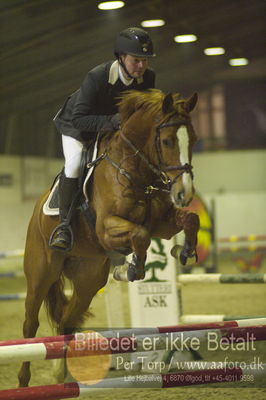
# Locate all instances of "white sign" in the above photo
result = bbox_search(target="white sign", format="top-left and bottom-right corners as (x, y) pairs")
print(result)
(128, 238), (180, 328)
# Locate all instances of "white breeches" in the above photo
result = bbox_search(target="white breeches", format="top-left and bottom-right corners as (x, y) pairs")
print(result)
(62, 135), (83, 178)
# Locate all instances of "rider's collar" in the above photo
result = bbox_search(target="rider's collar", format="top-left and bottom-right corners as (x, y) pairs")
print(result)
(108, 60), (143, 85)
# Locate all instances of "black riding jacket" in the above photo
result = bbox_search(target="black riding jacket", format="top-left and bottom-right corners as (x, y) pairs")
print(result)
(53, 60), (155, 142)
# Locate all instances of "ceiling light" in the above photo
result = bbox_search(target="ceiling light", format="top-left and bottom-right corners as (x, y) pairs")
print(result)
(229, 58), (249, 66)
(98, 1), (125, 10)
(204, 47), (225, 56)
(141, 19), (165, 28)
(174, 34), (197, 43)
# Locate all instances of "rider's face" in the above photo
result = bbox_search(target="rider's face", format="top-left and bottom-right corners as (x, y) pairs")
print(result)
(121, 54), (148, 79)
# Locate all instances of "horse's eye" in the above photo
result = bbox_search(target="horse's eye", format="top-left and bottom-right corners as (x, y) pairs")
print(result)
(162, 138), (173, 147)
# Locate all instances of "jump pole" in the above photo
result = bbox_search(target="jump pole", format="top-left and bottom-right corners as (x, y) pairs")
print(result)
(0, 364), (265, 400)
(0, 288), (105, 301)
(0, 289), (74, 302)
(181, 315), (266, 324)
(0, 249), (24, 259)
(0, 271), (24, 278)
(1, 317), (266, 347)
(177, 273), (266, 284)
(1, 324), (265, 364)
(218, 234), (266, 243)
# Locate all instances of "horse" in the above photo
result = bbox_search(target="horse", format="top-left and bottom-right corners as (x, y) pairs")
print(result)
(18, 88), (200, 387)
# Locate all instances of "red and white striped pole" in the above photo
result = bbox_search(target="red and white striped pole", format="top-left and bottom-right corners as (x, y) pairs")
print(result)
(0, 324), (265, 364)
(0, 365), (265, 400)
(1, 317), (265, 347)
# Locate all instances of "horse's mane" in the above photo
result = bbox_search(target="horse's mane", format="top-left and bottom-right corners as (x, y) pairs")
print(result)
(117, 89), (186, 124)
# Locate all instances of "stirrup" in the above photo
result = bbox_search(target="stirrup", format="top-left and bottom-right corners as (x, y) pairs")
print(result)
(49, 222), (74, 252)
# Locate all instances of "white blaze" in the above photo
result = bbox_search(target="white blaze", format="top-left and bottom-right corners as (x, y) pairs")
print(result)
(176, 126), (193, 195)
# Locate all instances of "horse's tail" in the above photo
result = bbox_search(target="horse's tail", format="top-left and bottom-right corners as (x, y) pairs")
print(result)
(44, 274), (69, 330)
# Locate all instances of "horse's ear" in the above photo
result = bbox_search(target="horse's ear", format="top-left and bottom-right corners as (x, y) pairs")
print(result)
(185, 92), (198, 113)
(162, 93), (174, 114)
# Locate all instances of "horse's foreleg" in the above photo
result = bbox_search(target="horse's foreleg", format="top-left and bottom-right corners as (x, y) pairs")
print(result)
(102, 216), (151, 281)
(173, 210), (200, 266)
(150, 204), (200, 267)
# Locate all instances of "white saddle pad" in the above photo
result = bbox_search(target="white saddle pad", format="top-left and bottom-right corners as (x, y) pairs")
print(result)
(43, 138), (99, 216)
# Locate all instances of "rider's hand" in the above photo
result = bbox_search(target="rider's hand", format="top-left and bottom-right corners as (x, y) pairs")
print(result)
(110, 113), (121, 131)
(101, 113), (121, 136)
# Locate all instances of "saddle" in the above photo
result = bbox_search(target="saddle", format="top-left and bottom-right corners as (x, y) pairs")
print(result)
(43, 140), (97, 226)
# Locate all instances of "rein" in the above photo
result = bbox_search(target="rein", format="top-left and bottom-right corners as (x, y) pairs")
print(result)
(120, 131), (171, 188)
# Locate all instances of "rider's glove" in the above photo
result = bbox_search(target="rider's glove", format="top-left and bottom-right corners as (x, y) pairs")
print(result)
(109, 113), (121, 131)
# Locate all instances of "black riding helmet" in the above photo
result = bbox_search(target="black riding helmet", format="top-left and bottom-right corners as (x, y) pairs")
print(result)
(114, 27), (156, 58)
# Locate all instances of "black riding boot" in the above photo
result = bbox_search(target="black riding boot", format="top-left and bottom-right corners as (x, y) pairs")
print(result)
(49, 174), (79, 251)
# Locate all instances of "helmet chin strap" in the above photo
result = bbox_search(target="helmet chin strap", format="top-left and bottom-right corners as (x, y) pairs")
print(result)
(118, 56), (134, 80)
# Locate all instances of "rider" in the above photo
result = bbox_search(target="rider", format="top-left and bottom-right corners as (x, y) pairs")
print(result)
(49, 27), (156, 251)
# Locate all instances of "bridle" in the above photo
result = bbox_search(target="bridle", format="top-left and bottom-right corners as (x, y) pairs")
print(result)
(117, 118), (193, 194)
(88, 117), (193, 195)
(155, 119), (194, 181)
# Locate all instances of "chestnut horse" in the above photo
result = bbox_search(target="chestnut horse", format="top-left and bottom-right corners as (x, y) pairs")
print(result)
(18, 89), (199, 387)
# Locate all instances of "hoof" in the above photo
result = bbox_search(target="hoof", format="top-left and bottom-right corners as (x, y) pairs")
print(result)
(127, 265), (145, 282)
(127, 264), (137, 282)
(180, 251), (197, 266)
(171, 244), (197, 266)
(113, 263), (130, 281)
(113, 253), (145, 282)
(113, 263), (145, 282)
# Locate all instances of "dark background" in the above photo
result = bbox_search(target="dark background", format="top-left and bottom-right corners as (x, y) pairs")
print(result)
(0, 0), (265, 156)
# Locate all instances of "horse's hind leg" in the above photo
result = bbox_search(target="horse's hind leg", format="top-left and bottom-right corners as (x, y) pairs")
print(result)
(18, 225), (63, 387)
(51, 257), (108, 385)
(18, 266), (63, 387)
(18, 286), (44, 387)
(59, 257), (110, 335)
